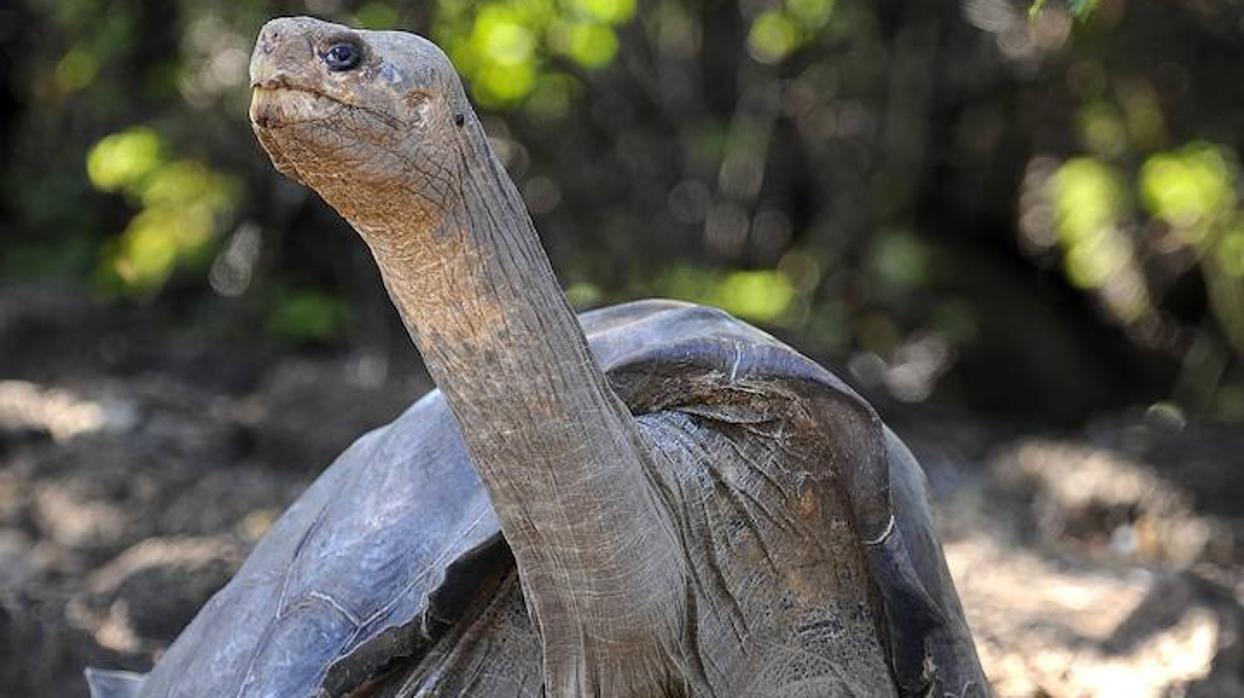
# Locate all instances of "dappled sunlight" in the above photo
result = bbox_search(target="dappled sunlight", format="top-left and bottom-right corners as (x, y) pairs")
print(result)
(86, 127), (162, 192)
(747, 0), (839, 65)
(0, 380), (123, 442)
(656, 265), (797, 323)
(432, 0), (637, 107)
(1045, 154), (1150, 323)
(1139, 143), (1244, 356)
(86, 127), (237, 295)
(1141, 142), (1237, 241)
(948, 532), (1223, 698)
(940, 427), (1244, 696)
(1023, 137), (1244, 381)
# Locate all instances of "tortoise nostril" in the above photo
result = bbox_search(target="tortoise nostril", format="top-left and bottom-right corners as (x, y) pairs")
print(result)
(261, 30), (279, 54)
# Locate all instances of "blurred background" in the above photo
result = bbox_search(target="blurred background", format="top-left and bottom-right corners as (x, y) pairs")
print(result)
(2, 0), (1243, 695)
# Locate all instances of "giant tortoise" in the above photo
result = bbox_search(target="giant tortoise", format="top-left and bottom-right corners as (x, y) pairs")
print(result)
(87, 17), (987, 697)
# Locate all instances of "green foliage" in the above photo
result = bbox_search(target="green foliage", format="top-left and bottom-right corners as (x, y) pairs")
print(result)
(55, 45), (99, 93)
(1050, 158), (1129, 289)
(1216, 225), (1244, 278)
(1045, 155), (1139, 322)
(1047, 140), (1244, 354)
(1030, 0), (1097, 22)
(747, 0), (837, 64)
(1068, 0), (1099, 20)
(267, 289), (349, 343)
(868, 230), (931, 294)
(657, 266), (796, 323)
(86, 127), (163, 192)
(1140, 142), (1237, 241)
(5, 0), (1244, 422)
(1139, 143), (1244, 355)
(1077, 102), (1128, 158)
(86, 127), (238, 296)
(715, 270), (796, 321)
(2, 237), (95, 280)
(353, 2), (401, 29)
(434, 0), (636, 108)
(1049, 151), (1154, 323)
(564, 281), (603, 309)
(50, 9), (135, 100)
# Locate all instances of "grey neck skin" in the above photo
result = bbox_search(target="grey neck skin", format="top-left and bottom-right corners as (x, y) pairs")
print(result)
(338, 117), (689, 692)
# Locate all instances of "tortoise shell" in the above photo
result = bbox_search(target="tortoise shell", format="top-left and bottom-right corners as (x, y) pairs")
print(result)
(87, 300), (982, 697)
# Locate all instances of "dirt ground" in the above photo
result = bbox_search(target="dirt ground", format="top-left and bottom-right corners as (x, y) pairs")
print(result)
(2, 284), (1242, 697)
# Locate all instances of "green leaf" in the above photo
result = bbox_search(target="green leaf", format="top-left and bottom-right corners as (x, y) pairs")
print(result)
(1030, 0), (1096, 21)
(268, 290), (348, 343)
(1068, 0), (1099, 21)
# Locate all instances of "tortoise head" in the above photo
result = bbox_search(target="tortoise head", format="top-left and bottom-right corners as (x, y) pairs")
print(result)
(248, 17), (474, 230)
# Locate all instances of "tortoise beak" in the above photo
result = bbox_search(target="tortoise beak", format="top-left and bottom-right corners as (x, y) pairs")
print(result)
(249, 85), (345, 130)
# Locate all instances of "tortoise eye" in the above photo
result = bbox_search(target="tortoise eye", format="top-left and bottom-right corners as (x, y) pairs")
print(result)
(324, 42), (362, 71)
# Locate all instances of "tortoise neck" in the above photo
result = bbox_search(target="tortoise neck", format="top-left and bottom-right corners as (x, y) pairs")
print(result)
(367, 130), (603, 434)
(357, 121), (686, 690)
(365, 124), (631, 492)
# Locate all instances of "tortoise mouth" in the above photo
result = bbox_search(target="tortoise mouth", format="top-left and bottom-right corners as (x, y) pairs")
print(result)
(249, 84), (346, 130)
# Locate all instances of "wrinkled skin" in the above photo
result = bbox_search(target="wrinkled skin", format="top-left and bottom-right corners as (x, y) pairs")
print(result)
(251, 18), (692, 694)
(87, 17), (988, 698)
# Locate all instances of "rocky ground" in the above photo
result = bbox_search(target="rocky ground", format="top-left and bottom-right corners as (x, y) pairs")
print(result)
(905, 416), (1244, 696)
(2, 284), (1242, 697)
